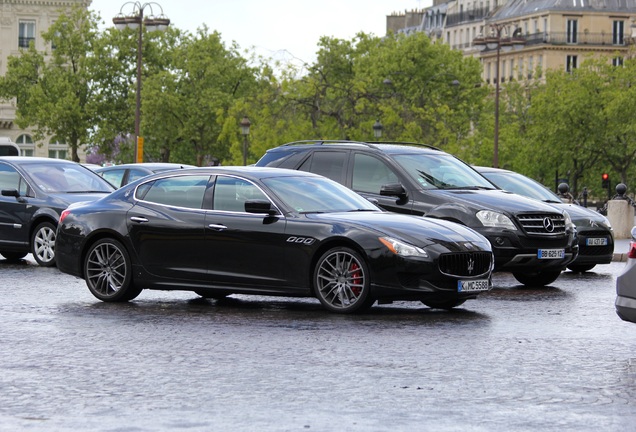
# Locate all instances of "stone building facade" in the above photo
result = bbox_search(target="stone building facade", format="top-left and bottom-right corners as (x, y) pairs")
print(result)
(388, 0), (636, 83)
(0, 0), (89, 159)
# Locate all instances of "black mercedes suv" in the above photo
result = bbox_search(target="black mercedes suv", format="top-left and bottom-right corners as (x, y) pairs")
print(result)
(256, 140), (578, 286)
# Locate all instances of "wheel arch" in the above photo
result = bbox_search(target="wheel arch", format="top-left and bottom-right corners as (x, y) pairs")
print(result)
(308, 237), (371, 296)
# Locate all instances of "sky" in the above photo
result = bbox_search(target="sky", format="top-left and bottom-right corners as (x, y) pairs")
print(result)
(88, 0), (431, 66)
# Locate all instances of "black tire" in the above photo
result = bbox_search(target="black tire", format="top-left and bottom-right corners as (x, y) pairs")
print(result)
(421, 299), (466, 310)
(31, 221), (57, 267)
(0, 251), (27, 261)
(512, 270), (561, 287)
(313, 247), (374, 313)
(567, 264), (596, 273)
(84, 238), (142, 302)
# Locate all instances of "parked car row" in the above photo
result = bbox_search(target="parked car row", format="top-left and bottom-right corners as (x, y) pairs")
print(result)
(0, 141), (625, 317)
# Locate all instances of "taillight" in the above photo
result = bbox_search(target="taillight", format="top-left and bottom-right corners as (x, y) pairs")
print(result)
(59, 209), (71, 224)
(628, 241), (636, 259)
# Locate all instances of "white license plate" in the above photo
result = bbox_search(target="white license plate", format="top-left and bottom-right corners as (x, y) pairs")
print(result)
(458, 279), (490, 292)
(586, 237), (608, 246)
(537, 249), (565, 259)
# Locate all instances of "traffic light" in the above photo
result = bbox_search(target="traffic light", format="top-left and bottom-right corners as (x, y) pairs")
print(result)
(602, 173), (610, 189)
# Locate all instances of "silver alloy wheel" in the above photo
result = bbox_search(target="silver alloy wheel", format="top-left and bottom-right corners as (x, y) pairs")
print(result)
(33, 223), (56, 265)
(86, 242), (128, 297)
(316, 250), (366, 310)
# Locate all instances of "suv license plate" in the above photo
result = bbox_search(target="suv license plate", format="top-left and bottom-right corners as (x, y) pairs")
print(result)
(458, 279), (490, 292)
(586, 237), (608, 246)
(537, 249), (565, 259)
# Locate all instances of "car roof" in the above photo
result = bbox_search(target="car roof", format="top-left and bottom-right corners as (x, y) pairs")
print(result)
(96, 162), (195, 170)
(268, 140), (443, 155)
(134, 165), (321, 181)
(473, 165), (512, 174)
(0, 157), (83, 166)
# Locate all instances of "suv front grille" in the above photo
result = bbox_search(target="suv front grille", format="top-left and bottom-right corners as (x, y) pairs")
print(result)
(438, 252), (492, 277)
(516, 213), (566, 235)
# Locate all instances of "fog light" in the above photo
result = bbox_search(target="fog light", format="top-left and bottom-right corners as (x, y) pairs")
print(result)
(494, 237), (505, 246)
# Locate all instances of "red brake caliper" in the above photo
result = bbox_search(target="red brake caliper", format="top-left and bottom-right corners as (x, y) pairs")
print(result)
(350, 262), (362, 296)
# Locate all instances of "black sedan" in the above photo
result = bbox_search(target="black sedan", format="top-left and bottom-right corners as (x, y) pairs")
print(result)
(94, 162), (195, 188)
(475, 166), (614, 272)
(56, 167), (494, 313)
(0, 157), (116, 266)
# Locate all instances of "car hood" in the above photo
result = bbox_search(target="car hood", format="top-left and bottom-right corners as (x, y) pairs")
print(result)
(429, 189), (564, 214)
(549, 202), (611, 228)
(314, 211), (492, 252)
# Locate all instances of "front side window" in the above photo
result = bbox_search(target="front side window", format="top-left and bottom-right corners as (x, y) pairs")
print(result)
(19, 21), (36, 48)
(352, 153), (399, 194)
(298, 151), (347, 184)
(213, 176), (267, 212)
(138, 175), (210, 209)
(0, 163), (29, 196)
(100, 169), (126, 188)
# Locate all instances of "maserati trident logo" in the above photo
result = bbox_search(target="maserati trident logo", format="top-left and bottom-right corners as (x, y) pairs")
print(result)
(467, 257), (475, 275)
(543, 217), (555, 233)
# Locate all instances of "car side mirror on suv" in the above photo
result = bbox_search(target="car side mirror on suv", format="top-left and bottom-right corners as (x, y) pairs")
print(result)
(380, 183), (407, 199)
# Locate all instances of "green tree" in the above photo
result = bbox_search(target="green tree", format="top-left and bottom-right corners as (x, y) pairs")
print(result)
(0, 6), (101, 162)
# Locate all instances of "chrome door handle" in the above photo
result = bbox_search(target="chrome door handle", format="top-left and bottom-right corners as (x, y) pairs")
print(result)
(130, 216), (149, 223)
(207, 224), (227, 231)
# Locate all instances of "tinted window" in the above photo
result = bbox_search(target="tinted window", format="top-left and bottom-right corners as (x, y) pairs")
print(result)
(352, 153), (399, 194)
(100, 169), (126, 188)
(0, 163), (28, 195)
(263, 175), (378, 214)
(138, 175), (209, 209)
(213, 176), (268, 212)
(127, 168), (151, 184)
(298, 151), (347, 183)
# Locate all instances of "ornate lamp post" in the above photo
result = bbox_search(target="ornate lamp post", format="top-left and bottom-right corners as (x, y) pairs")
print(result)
(240, 116), (251, 165)
(113, 2), (170, 163)
(372, 120), (383, 139)
(474, 23), (525, 168)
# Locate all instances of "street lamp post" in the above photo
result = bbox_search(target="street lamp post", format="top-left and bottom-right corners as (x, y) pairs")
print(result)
(113, 2), (170, 163)
(240, 116), (251, 165)
(474, 23), (525, 168)
(372, 120), (383, 139)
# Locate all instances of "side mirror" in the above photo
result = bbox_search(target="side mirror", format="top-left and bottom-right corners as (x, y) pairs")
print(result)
(380, 183), (407, 198)
(1, 189), (20, 197)
(245, 199), (278, 216)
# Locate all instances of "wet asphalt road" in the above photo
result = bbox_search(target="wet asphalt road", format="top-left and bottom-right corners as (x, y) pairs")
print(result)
(0, 256), (635, 432)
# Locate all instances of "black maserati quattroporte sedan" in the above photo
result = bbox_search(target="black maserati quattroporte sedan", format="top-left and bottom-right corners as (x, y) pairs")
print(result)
(56, 167), (494, 313)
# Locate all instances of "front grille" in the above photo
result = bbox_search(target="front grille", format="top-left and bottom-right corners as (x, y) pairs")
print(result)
(516, 213), (566, 235)
(438, 252), (492, 277)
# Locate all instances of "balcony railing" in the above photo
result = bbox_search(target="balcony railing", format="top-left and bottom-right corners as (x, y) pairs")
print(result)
(525, 31), (626, 47)
(18, 36), (35, 48)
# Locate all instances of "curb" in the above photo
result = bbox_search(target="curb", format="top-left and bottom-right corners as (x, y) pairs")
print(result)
(613, 253), (628, 263)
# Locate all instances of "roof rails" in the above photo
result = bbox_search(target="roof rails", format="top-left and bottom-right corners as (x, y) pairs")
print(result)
(280, 139), (441, 152)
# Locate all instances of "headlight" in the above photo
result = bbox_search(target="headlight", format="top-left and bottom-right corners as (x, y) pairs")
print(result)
(476, 210), (517, 230)
(562, 210), (574, 229)
(379, 237), (429, 258)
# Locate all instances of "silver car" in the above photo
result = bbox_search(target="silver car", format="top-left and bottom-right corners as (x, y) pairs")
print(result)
(616, 226), (636, 323)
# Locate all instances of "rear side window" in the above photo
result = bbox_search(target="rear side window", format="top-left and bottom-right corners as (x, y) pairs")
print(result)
(137, 175), (210, 209)
(99, 169), (126, 188)
(298, 151), (347, 184)
(352, 153), (399, 194)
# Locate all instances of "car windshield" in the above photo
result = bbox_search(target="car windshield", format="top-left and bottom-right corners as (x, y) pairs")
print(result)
(263, 175), (379, 213)
(393, 153), (495, 190)
(23, 163), (115, 193)
(482, 171), (562, 203)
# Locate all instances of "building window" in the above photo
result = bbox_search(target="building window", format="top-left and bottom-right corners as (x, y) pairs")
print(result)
(509, 59), (514, 81)
(613, 21), (624, 45)
(49, 137), (68, 160)
(566, 19), (578, 44)
(528, 56), (534, 79)
(538, 55), (543, 77)
(18, 20), (36, 48)
(566, 55), (578, 72)
(16, 134), (34, 157)
(613, 56), (624, 67)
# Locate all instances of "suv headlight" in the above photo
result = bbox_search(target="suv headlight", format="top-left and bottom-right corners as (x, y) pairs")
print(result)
(379, 237), (429, 258)
(563, 210), (574, 229)
(476, 210), (517, 230)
